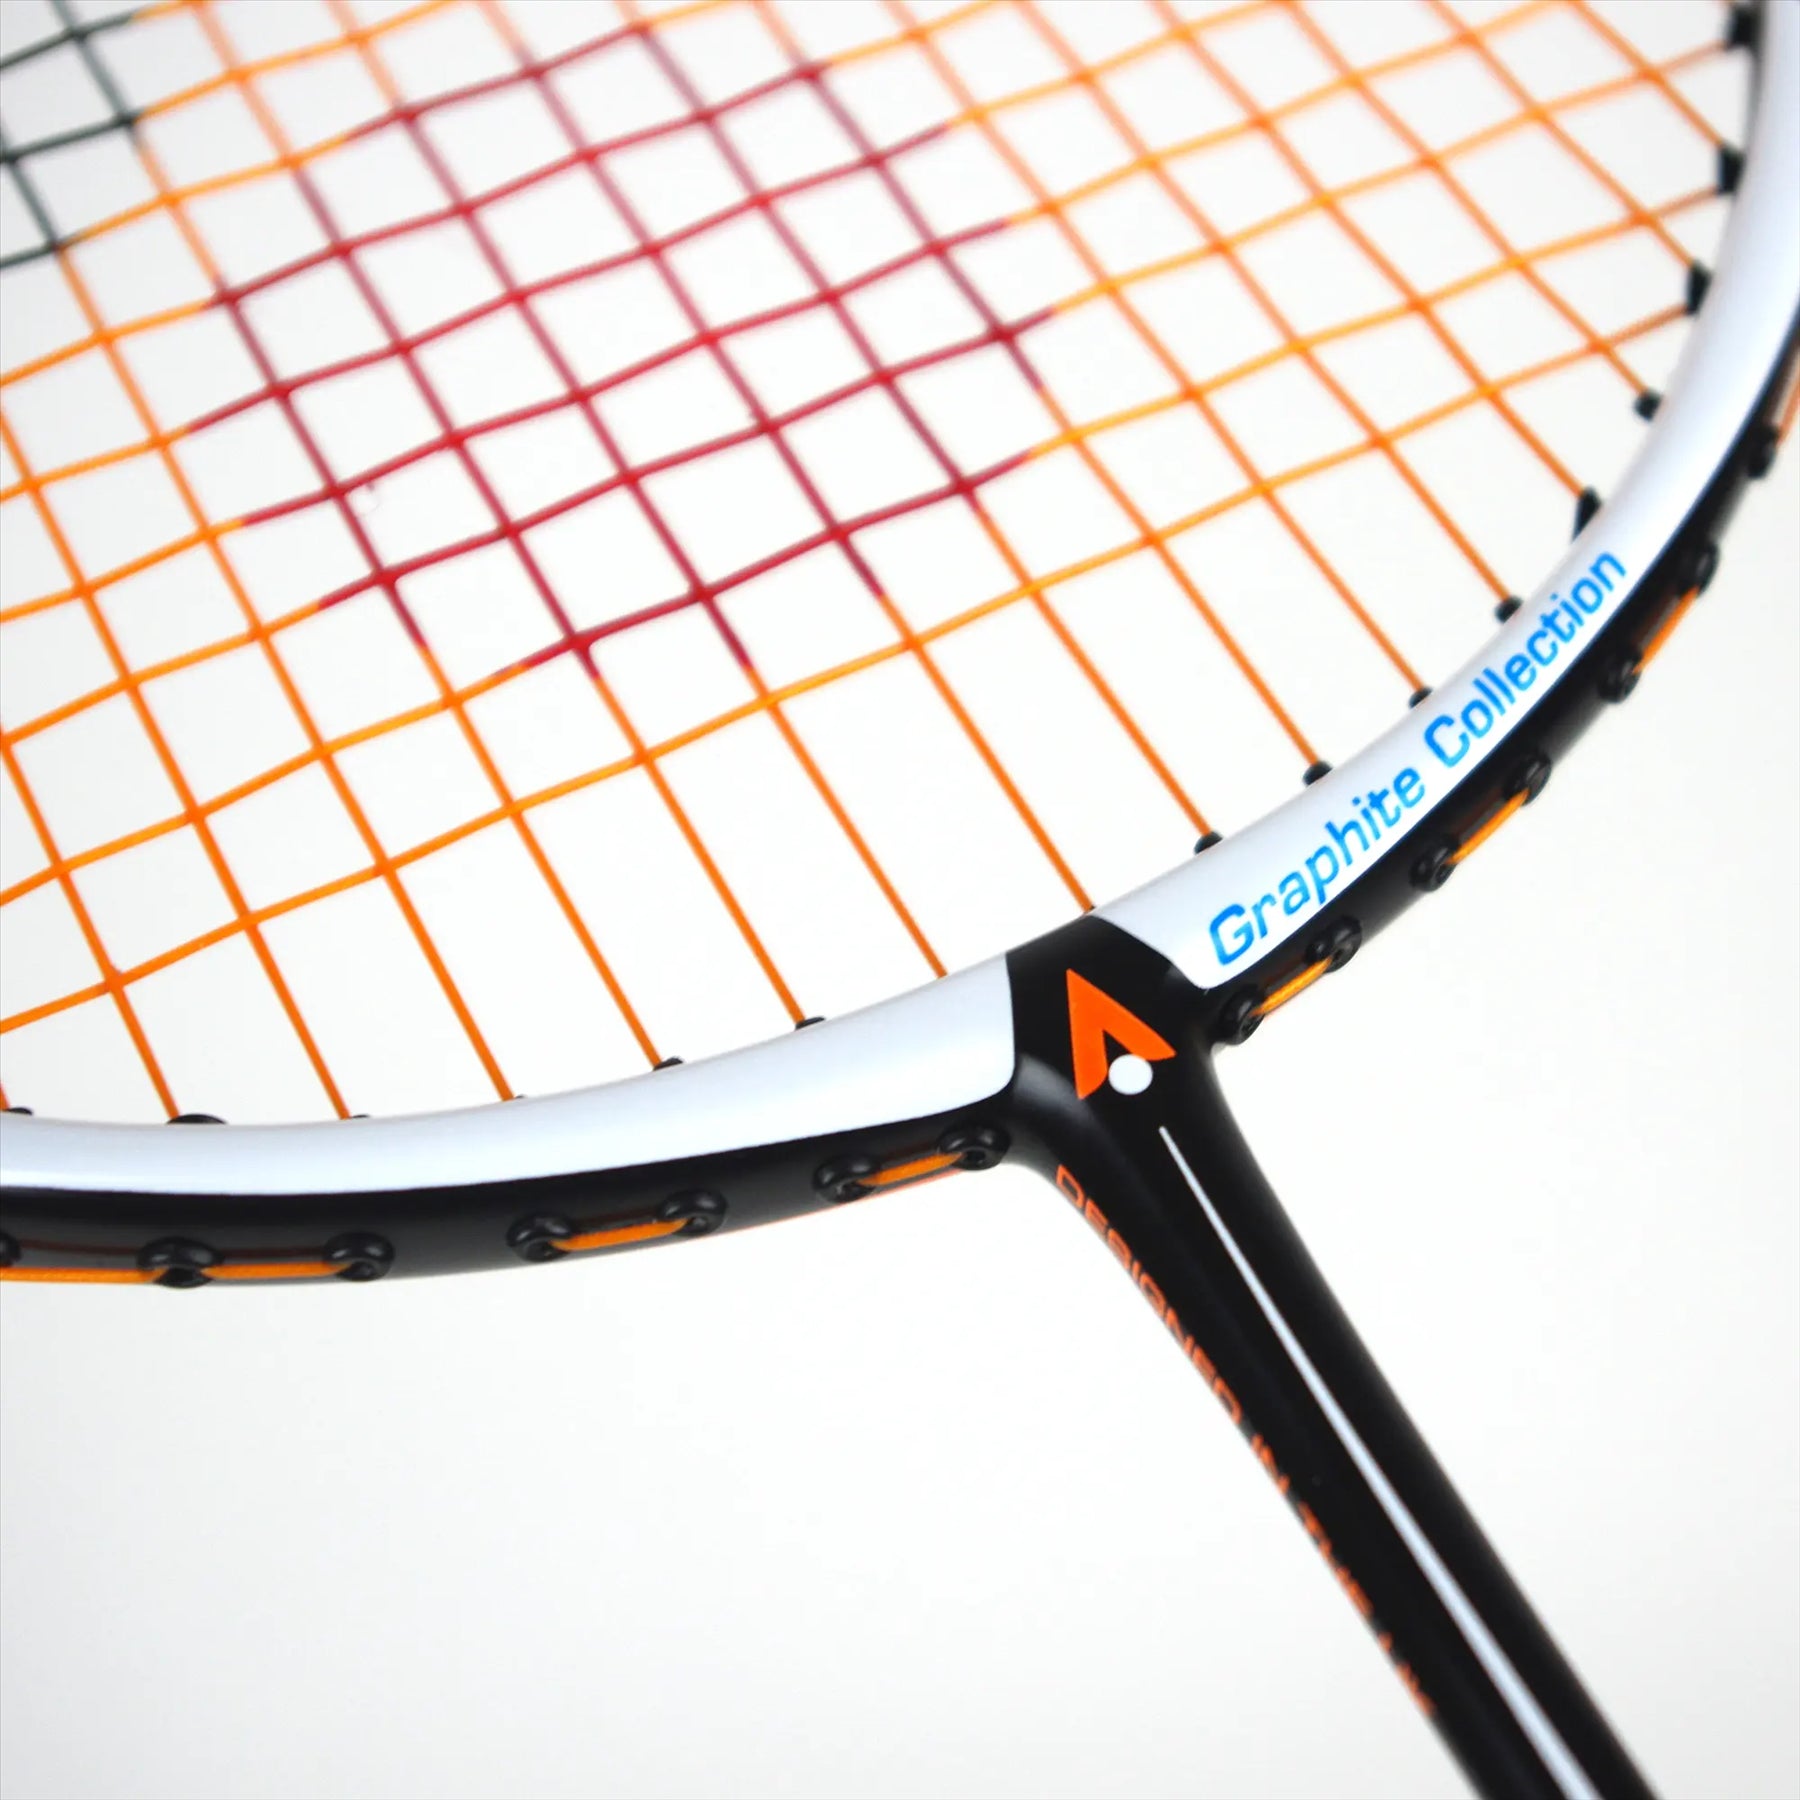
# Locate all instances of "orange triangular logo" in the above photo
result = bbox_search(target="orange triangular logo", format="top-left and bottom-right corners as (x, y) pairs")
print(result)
(1066, 970), (1175, 1099)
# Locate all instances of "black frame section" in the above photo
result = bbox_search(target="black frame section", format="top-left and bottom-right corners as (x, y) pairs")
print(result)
(0, 1096), (1009, 1283)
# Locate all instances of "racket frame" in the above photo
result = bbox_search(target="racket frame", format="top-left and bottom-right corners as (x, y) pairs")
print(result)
(3, 4), (1798, 1793)
(2, 1), (1794, 1282)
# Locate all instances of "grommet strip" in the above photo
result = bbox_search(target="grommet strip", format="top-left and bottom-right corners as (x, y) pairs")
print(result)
(1446, 794), (1527, 868)
(206, 1259), (340, 1282)
(1626, 586), (1702, 679)
(0, 1236), (393, 1285)
(816, 1125), (1008, 1202)
(555, 1217), (689, 1254)
(0, 1265), (153, 1285)
(507, 1193), (724, 1263)
(1253, 920), (1363, 1022)
(1215, 921), (1362, 1045)
(1447, 755), (1551, 869)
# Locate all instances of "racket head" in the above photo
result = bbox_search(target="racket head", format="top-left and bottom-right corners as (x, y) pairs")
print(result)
(0, 0), (1796, 1279)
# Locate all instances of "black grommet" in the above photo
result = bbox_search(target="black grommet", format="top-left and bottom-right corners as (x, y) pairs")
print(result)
(167, 1113), (224, 1125)
(815, 1152), (880, 1202)
(940, 1124), (1008, 1170)
(139, 1238), (217, 1288)
(1194, 830), (1223, 853)
(1308, 918), (1362, 972)
(1301, 760), (1331, 786)
(1411, 842), (1455, 892)
(1598, 652), (1641, 704)
(1215, 990), (1263, 1047)
(0, 1231), (18, 1267)
(1633, 390), (1661, 421)
(507, 1214), (574, 1263)
(653, 1056), (683, 1070)
(1717, 143), (1745, 194)
(1494, 595), (1522, 623)
(661, 1191), (726, 1235)
(1685, 262), (1712, 314)
(1726, 3), (1757, 51)
(1514, 754), (1552, 803)
(326, 1232), (394, 1281)
(1573, 488), (1601, 534)
(1685, 539), (1720, 594)
(1746, 422), (1778, 480)
(794, 1016), (824, 1030)
(1407, 685), (1432, 709)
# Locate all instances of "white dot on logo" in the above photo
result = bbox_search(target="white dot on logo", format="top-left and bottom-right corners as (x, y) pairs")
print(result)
(1108, 1053), (1153, 1096)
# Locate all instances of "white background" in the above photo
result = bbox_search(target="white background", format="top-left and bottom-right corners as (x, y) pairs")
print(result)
(1, 465), (1796, 1800)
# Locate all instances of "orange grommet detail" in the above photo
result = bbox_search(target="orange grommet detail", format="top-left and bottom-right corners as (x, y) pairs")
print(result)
(1446, 790), (1529, 868)
(1630, 587), (1700, 679)
(0, 1265), (154, 1284)
(555, 1217), (688, 1255)
(1253, 957), (1333, 1018)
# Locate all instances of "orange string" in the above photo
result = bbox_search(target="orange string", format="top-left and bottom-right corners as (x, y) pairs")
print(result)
(0, 0), (1738, 1110)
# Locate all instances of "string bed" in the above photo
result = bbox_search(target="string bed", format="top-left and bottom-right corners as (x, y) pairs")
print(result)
(0, 0), (1741, 1122)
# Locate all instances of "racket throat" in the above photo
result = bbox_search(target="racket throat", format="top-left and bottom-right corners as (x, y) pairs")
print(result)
(1001, 915), (1652, 1800)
